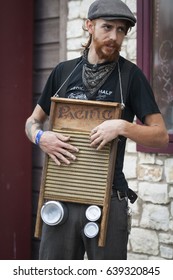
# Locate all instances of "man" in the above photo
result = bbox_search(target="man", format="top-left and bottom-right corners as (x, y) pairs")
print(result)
(25, 0), (168, 260)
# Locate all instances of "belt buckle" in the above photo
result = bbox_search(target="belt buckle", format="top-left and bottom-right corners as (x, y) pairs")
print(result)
(117, 190), (125, 201)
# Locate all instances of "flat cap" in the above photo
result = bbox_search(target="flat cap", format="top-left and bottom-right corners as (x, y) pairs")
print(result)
(88, 0), (136, 27)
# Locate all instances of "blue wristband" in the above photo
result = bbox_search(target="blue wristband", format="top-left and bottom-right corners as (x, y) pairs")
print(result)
(35, 130), (44, 145)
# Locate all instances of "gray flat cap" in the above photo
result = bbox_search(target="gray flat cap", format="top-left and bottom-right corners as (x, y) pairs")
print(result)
(88, 0), (136, 27)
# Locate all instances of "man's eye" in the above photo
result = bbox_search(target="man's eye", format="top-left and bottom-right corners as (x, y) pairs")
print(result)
(103, 25), (111, 31)
(117, 27), (126, 33)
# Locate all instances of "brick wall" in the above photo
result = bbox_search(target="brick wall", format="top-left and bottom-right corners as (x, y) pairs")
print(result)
(67, 0), (173, 259)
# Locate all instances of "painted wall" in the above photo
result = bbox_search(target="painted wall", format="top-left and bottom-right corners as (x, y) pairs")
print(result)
(0, 0), (33, 259)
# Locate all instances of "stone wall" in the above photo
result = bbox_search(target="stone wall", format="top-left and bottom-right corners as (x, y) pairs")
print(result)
(67, 0), (173, 259)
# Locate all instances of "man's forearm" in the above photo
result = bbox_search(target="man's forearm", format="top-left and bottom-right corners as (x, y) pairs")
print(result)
(121, 120), (168, 148)
(25, 117), (43, 144)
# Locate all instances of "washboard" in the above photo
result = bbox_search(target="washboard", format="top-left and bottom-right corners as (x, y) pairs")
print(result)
(35, 97), (122, 247)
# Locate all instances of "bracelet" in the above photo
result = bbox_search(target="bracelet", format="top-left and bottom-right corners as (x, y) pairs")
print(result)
(35, 130), (44, 145)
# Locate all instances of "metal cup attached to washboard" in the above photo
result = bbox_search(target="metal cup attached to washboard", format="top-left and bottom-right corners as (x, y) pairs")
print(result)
(35, 97), (122, 247)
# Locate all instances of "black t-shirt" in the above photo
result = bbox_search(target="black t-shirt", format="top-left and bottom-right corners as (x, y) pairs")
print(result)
(38, 56), (160, 192)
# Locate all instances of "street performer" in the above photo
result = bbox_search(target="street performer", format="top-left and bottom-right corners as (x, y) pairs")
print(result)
(25, 0), (168, 259)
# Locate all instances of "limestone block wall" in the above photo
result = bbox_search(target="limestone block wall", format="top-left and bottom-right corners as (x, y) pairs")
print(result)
(67, 0), (173, 259)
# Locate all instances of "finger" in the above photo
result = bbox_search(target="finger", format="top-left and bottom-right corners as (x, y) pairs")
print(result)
(55, 133), (79, 152)
(61, 142), (79, 153)
(96, 140), (107, 150)
(90, 127), (98, 136)
(90, 132), (99, 143)
(90, 135), (103, 147)
(56, 133), (70, 142)
(58, 148), (77, 161)
(49, 154), (61, 166)
(90, 128), (102, 141)
(54, 152), (71, 165)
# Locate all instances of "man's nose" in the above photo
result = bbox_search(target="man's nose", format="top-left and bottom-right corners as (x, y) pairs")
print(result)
(109, 30), (117, 41)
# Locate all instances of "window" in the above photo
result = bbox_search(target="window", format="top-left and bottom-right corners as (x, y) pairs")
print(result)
(152, 0), (173, 134)
(137, 0), (173, 153)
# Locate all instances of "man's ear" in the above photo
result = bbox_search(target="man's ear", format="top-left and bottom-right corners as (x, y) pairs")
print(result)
(85, 19), (95, 34)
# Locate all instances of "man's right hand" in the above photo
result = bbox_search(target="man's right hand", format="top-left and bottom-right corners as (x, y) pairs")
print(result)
(39, 131), (79, 166)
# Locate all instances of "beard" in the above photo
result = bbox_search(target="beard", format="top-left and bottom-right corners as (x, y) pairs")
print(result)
(92, 35), (121, 62)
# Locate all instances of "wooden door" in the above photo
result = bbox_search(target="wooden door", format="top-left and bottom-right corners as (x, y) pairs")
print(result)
(32, 0), (68, 259)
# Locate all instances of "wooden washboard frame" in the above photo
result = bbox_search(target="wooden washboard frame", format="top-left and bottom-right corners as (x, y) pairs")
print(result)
(35, 97), (122, 247)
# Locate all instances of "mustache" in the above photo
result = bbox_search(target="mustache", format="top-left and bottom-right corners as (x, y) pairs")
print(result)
(104, 40), (121, 51)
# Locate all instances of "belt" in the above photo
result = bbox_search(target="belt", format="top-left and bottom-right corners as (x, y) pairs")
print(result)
(111, 189), (127, 201)
(112, 188), (138, 203)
